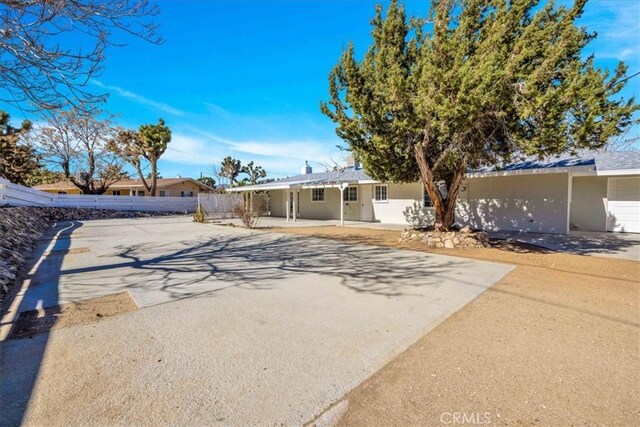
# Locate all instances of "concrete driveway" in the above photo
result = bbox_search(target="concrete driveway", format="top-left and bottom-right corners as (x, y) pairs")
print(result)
(1, 216), (512, 426)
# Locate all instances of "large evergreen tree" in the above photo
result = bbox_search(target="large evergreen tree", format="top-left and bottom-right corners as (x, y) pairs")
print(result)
(322, 0), (637, 231)
(0, 111), (36, 185)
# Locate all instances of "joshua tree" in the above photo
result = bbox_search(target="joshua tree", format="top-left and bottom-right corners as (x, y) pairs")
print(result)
(114, 119), (171, 196)
(220, 156), (242, 185)
(241, 161), (267, 185)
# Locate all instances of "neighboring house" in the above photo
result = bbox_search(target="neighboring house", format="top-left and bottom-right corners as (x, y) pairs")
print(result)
(34, 177), (214, 197)
(228, 152), (640, 234)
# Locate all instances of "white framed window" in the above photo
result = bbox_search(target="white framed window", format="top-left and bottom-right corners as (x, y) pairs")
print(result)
(422, 185), (433, 207)
(112, 190), (121, 195)
(137, 190), (145, 197)
(159, 190), (167, 197)
(374, 184), (388, 202)
(311, 188), (325, 202)
(180, 191), (194, 197)
(343, 186), (358, 202)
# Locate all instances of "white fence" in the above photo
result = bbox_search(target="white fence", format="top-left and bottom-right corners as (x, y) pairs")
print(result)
(0, 178), (198, 212)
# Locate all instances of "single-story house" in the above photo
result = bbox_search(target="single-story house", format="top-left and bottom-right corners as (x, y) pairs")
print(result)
(228, 151), (640, 234)
(34, 177), (213, 197)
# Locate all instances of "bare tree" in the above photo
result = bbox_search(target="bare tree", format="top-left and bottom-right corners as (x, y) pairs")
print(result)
(0, 0), (162, 110)
(208, 163), (223, 185)
(33, 106), (126, 194)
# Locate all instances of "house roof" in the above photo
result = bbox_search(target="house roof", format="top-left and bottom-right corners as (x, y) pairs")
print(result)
(227, 167), (375, 192)
(229, 149), (639, 192)
(34, 177), (214, 191)
(468, 149), (640, 176)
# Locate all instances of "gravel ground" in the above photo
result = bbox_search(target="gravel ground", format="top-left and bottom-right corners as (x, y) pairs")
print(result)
(271, 226), (640, 426)
(10, 292), (137, 339)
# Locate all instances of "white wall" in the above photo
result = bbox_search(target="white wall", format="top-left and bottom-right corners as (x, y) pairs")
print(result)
(456, 173), (569, 234)
(570, 176), (608, 232)
(298, 188), (342, 220)
(269, 190), (285, 217)
(371, 182), (430, 224)
(0, 179), (197, 212)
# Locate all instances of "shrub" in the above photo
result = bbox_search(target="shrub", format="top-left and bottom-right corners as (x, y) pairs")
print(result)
(232, 192), (267, 228)
(193, 205), (205, 223)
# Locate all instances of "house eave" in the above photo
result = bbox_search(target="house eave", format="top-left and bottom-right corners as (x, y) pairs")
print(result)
(465, 165), (596, 179)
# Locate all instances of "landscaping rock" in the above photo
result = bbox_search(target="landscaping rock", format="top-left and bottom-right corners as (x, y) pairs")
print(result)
(400, 228), (490, 249)
(0, 206), (185, 303)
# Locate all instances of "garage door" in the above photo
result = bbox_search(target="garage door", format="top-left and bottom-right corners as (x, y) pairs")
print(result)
(607, 177), (640, 233)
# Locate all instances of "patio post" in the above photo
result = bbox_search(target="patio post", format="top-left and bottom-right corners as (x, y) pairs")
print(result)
(286, 190), (290, 222)
(293, 190), (297, 222)
(339, 184), (346, 226)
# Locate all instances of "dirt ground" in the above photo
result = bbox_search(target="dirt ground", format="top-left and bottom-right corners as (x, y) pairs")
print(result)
(10, 291), (137, 340)
(270, 226), (640, 426)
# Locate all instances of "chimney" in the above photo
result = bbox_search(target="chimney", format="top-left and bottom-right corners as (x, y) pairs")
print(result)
(346, 156), (361, 170)
(301, 161), (312, 175)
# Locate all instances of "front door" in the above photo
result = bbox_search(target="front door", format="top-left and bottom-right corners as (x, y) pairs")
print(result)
(360, 184), (373, 221)
(342, 186), (361, 221)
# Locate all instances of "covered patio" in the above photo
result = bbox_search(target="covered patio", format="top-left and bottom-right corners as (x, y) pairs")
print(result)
(227, 166), (377, 225)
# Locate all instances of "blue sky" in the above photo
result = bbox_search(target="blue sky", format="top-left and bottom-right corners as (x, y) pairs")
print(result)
(6, 0), (640, 179)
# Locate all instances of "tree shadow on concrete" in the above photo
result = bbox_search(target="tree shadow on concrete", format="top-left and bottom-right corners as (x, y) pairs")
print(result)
(53, 231), (486, 306)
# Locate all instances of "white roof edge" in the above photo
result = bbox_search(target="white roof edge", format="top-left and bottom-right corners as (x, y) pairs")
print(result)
(465, 165), (595, 178)
(595, 168), (640, 176)
(227, 183), (293, 192)
(228, 178), (380, 192)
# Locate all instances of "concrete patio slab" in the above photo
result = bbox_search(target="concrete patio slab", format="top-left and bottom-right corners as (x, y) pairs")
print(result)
(1, 216), (513, 426)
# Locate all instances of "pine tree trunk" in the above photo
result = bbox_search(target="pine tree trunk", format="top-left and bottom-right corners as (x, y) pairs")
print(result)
(414, 144), (466, 232)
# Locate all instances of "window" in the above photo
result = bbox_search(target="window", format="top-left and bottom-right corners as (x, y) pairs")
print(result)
(374, 185), (388, 202)
(311, 188), (325, 202)
(112, 190), (121, 196)
(159, 190), (167, 197)
(423, 185), (433, 207)
(137, 190), (145, 196)
(423, 181), (447, 207)
(57, 191), (67, 194)
(181, 191), (193, 197)
(343, 186), (357, 202)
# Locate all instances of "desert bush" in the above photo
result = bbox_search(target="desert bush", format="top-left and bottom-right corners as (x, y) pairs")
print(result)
(232, 192), (267, 228)
(193, 205), (205, 223)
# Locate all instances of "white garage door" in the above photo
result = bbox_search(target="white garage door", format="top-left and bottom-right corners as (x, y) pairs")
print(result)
(607, 177), (640, 233)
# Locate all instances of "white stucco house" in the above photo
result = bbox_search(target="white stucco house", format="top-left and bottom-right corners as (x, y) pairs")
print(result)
(229, 151), (640, 234)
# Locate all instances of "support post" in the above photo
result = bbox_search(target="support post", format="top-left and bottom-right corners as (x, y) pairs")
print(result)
(286, 191), (290, 222)
(566, 173), (572, 235)
(339, 184), (346, 226)
(293, 190), (297, 222)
